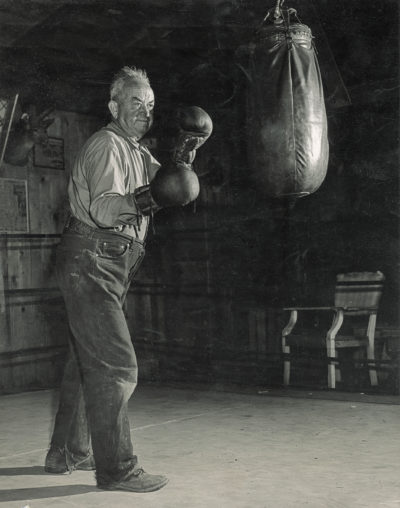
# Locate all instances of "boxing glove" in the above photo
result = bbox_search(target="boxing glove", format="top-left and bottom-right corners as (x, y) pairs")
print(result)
(150, 106), (213, 207)
(168, 106), (213, 165)
(134, 106), (212, 215)
(150, 161), (200, 207)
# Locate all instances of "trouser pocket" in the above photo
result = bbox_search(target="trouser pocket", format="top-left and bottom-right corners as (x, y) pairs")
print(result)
(127, 241), (146, 281)
(96, 240), (130, 260)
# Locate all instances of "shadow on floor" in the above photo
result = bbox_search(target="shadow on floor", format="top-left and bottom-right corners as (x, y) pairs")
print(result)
(154, 381), (400, 404)
(0, 484), (96, 502)
(256, 387), (400, 405)
(0, 466), (48, 476)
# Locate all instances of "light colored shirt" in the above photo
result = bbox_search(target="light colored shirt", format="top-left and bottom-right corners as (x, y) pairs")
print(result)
(68, 121), (160, 241)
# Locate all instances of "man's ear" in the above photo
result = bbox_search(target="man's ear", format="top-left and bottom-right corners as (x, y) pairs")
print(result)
(108, 100), (118, 119)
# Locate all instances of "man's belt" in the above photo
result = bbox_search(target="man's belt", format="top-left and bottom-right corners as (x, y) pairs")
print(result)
(64, 215), (142, 244)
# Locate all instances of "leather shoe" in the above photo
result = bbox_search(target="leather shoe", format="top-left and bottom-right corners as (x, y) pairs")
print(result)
(97, 467), (168, 493)
(45, 446), (95, 474)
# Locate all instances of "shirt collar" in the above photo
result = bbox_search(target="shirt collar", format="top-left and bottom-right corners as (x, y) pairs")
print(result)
(104, 121), (141, 149)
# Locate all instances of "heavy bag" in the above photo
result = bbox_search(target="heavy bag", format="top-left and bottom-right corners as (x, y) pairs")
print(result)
(246, 13), (329, 198)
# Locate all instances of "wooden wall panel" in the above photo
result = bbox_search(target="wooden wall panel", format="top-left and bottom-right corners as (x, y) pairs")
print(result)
(7, 294), (68, 350)
(28, 171), (68, 234)
(123, 209), (283, 387)
(4, 237), (58, 290)
(0, 345), (67, 394)
(0, 110), (101, 393)
(0, 107), (285, 392)
(49, 111), (102, 175)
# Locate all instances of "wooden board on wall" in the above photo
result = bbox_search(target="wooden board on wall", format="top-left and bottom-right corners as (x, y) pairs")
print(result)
(7, 292), (68, 353)
(0, 109), (102, 393)
(48, 110), (102, 175)
(0, 234), (67, 356)
(28, 170), (68, 234)
(0, 178), (29, 232)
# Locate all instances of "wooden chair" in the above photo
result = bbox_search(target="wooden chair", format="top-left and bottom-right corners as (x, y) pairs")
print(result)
(282, 271), (385, 389)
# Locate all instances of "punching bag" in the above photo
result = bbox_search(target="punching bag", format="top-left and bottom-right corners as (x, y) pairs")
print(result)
(246, 6), (329, 198)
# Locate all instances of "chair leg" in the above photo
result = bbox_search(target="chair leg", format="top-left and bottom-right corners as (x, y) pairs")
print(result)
(282, 311), (297, 387)
(326, 310), (344, 390)
(335, 353), (342, 384)
(328, 359), (335, 389)
(327, 336), (338, 389)
(283, 345), (291, 386)
(367, 314), (378, 386)
(367, 349), (378, 386)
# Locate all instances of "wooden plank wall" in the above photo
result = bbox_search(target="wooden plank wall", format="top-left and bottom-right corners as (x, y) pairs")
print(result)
(0, 110), (101, 393)
(125, 129), (283, 387)
(0, 107), (281, 393)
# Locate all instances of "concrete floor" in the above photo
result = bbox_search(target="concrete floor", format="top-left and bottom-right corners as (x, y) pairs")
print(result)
(0, 385), (399, 508)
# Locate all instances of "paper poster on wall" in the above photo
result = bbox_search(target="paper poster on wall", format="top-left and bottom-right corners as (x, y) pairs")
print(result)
(0, 178), (29, 233)
(33, 137), (64, 170)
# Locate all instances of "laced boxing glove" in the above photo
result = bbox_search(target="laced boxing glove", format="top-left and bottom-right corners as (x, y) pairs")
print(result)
(166, 105), (213, 165)
(134, 106), (213, 214)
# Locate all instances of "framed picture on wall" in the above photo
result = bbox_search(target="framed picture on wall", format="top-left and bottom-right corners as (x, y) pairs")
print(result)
(33, 137), (64, 170)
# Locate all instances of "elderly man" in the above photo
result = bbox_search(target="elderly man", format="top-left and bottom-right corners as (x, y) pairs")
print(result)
(45, 66), (212, 493)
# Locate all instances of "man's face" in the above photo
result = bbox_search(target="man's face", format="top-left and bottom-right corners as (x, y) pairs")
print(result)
(111, 80), (155, 139)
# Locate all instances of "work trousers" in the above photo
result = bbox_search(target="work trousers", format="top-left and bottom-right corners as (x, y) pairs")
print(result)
(50, 226), (145, 483)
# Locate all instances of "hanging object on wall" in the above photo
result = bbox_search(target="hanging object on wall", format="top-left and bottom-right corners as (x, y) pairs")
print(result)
(3, 104), (54, 167)
(244, 1), (329, 198)
(0, 94), (19, 167)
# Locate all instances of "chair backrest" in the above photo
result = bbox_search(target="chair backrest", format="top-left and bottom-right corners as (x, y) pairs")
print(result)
(334, 271), (385, 310)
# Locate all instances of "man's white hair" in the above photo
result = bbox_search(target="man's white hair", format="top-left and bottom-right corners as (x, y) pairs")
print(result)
(110, 66), (151, 101)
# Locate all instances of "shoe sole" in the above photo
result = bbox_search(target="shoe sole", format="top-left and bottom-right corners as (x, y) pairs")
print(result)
(44, 465), (95, 474)
(98, 477), (169, 493)
(44, 466), (70, 475)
